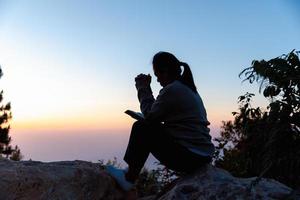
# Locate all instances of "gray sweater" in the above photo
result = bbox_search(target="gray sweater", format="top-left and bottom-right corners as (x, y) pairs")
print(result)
(137, 80), (215, 157)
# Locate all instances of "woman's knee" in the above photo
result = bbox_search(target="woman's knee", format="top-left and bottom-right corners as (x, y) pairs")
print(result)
(131, 120), (148, 136)
(132, 120), (150, 131)
(131, 120), (158, 139)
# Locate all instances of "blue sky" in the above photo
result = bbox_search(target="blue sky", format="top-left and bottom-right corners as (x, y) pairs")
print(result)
(0, 0), (299, 162)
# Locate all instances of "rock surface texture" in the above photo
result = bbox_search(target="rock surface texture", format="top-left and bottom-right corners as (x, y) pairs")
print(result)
(0, 159), (124, 200)
(154, 165), (294, 200)
(0, 159), (296, 200)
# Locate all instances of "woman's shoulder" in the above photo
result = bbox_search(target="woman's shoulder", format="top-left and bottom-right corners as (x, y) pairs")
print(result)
(159, 80), (180, 93)
(166, 80), (184, 90)
(157, 81), (178, 97)
(167, 80), (196, 94)
(159, 81), (195, 99)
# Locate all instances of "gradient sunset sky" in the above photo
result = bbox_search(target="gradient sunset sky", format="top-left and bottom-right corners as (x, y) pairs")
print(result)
(0, 0), (299, 163)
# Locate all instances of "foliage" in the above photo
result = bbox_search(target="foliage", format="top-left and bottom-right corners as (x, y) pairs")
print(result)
(135, 168), (161, 197)
(214, 50), (300, 188)
(99, 158), (179, 197)
(0, 67), (22, 161)
(10, 145), (23, 161)
(99, 157), (122, 169)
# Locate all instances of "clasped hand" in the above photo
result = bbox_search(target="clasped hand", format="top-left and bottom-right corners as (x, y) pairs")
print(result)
(135, 73), (151, 90)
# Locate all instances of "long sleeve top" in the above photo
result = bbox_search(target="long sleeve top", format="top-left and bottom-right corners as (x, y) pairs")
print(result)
(137, 80), (215, 157)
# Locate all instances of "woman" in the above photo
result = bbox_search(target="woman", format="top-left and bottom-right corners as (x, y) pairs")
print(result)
(106, 51), (215, 191)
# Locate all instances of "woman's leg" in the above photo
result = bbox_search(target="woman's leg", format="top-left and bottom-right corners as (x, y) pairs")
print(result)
(123, 120), (155, 182)
(150, 139), (212, 173)
(123, 120), (211, 182)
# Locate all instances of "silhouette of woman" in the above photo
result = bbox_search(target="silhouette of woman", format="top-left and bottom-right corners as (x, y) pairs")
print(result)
(106, 51), (215, 192)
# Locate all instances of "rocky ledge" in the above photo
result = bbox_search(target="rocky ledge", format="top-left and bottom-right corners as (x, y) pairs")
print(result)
(146, 164), (295, 200)
(0, 159), (124, 200)
(0, 159), (297, 200)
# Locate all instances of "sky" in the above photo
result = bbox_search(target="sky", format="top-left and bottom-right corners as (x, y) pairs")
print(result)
(0, 0), (299, 165)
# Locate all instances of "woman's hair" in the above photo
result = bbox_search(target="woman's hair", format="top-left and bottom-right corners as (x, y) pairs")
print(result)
(152, 51), (197, 93)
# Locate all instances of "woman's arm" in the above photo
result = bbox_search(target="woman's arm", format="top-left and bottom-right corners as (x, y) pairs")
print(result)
(135, 74), (172, 121)
(137, 87), (155, 116)
(144, 87), (171, 121)
(135, 74), (155, 116)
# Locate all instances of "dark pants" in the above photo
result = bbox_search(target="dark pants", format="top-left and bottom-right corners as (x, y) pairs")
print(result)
(124, 120), (211, 174)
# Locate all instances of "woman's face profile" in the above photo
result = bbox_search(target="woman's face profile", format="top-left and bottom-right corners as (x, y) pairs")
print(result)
(153, 66), (172, 87)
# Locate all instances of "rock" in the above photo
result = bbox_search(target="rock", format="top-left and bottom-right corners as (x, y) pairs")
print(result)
(0, 159), (124, 200)
(0, 159), (296, 200)
(154, 164), (294, 200)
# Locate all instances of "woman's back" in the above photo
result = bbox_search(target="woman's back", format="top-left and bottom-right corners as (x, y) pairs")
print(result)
(162, 80), (209, 126)
(152, 80), (215, 157)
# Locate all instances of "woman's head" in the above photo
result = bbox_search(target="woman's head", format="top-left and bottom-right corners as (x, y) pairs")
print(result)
(152, 51), (197, 92)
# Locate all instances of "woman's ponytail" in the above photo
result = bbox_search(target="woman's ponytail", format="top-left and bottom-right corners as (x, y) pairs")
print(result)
(179, 62), (197, 93)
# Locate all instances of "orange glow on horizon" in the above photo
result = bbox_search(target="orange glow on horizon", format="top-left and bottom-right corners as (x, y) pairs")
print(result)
(11, 113), (134, 132)
(10, 111), (231, 133)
